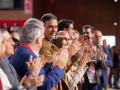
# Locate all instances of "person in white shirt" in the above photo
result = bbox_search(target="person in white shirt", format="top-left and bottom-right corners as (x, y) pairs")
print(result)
(0, 68), (12, 90)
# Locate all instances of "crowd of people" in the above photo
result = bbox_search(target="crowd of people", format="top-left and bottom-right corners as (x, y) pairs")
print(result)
(0, 13), (120, 90)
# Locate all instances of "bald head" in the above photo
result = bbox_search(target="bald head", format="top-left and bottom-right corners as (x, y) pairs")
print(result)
(94, 30), (102, 35)
(57, 31), (70, 39)
(94, 30), (103, 45)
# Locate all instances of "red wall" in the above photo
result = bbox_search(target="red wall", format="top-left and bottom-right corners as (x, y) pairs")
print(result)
(0, 20), (25, 27)
(33, 0), (120, 50)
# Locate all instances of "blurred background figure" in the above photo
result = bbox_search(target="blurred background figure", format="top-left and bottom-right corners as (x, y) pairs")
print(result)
(1, 22), (10, 33)
(11, 32), (20, 51)
(10, 22), (20, 33)
(103, 39), (108, 48)
(109, 46), (120, 89)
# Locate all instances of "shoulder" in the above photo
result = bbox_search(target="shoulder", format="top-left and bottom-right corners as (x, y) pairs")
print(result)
(15, 46), (35, 57)
(0, 68), (5, 76)
(42, 39), (52, 48)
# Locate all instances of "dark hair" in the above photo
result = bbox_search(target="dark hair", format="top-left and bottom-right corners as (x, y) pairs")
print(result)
(58, 19), (74, 31)
(41, 13), (57, 23)
(82, 25), (95, 33)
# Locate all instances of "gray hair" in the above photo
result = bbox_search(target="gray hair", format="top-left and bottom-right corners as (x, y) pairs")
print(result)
(20, 18), (44, 43)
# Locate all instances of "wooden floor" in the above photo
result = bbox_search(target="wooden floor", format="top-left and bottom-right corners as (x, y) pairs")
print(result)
(108, 88), (120, 90)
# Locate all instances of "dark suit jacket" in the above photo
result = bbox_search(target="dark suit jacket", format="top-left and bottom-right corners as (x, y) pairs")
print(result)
(11, 45), (64, 90)
(101, 46), (112, 86)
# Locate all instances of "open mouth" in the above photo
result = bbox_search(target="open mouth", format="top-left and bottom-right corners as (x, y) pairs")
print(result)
(84, 37), (89, 40)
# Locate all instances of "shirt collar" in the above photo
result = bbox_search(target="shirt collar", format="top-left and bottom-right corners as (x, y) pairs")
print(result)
(21, 44), (39, 57)
(3, 58), (9, 65)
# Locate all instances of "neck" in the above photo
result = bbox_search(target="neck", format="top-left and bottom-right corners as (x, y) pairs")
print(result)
(23, 43), (39, 53)
(88, 39), (93, 44)
(96, 43), (101, 46)
(45, 37), (53, 42)
(29, 43), (39, 53)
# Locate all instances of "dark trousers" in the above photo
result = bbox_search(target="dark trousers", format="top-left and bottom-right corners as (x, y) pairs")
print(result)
(82, 75), (102, 90)
(109, 68), (119, 88)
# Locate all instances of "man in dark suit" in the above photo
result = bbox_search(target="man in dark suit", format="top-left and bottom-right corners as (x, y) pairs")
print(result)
(93, 30), (113, 90)
(82, 25), (111, 90)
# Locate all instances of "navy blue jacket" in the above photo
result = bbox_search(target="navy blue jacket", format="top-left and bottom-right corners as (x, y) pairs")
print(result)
(101, 46), (112, 86)
(11, 46), (64, 90)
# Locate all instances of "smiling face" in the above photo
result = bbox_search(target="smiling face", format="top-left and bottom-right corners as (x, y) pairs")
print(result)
(2, 31), (15, 57)
(44, 19), (58, 40)
(0, 31), (5, 59)
(83, 28), (93, 41)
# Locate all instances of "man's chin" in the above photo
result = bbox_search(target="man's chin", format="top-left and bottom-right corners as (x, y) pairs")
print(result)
(50, 36), (56, 39)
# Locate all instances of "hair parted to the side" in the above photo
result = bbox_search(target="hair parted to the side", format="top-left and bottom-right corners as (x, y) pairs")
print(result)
(20, 18), (44, 43)
(41, 13), (57, 23)
(82, 25), (95, 33)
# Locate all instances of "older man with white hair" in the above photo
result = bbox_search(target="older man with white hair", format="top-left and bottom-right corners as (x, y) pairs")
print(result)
(0, 30), (12, 90)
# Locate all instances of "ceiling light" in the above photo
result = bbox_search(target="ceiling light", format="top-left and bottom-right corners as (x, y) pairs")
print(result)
(114, 0), (118, 3)
(114, 22), (117, 26)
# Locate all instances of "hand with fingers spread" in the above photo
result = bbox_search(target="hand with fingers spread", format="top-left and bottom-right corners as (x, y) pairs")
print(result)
(78, 48), (92, 69)
(97, 46), (107, 62)
(68, 40), (81, 56)
(83, 40), (93, 53)
(51, 51), (59, 63)
(20, 75), (44, 87)
(19, 55), (44, 87)
(53, 48), (69, 69)
(101, 52), (107, 62)
(78, 35), (84, 43)
(77, 40), (92, 60)
(97, 47), (104, 60)
(79, 76), (84, 84)
(26, 55), (43, 76)
(77, 44), (85, 61)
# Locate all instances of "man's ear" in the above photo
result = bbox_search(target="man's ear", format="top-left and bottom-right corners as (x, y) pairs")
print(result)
(35, 37), (40, 44)
(92, 33), (94, 37)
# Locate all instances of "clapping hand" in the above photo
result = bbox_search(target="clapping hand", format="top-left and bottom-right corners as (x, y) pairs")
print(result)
(78, 47), (92, 68)
(77, 40), (92, 62)
(68, 40), (81, 56)
(20, 55), (44, 87)
(26, 55), (43, 76)
(77, 44), (85, 61)
(52, 48), (69, 69)
(20, 75), (44, 87)
(101, 52), (107, 62)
